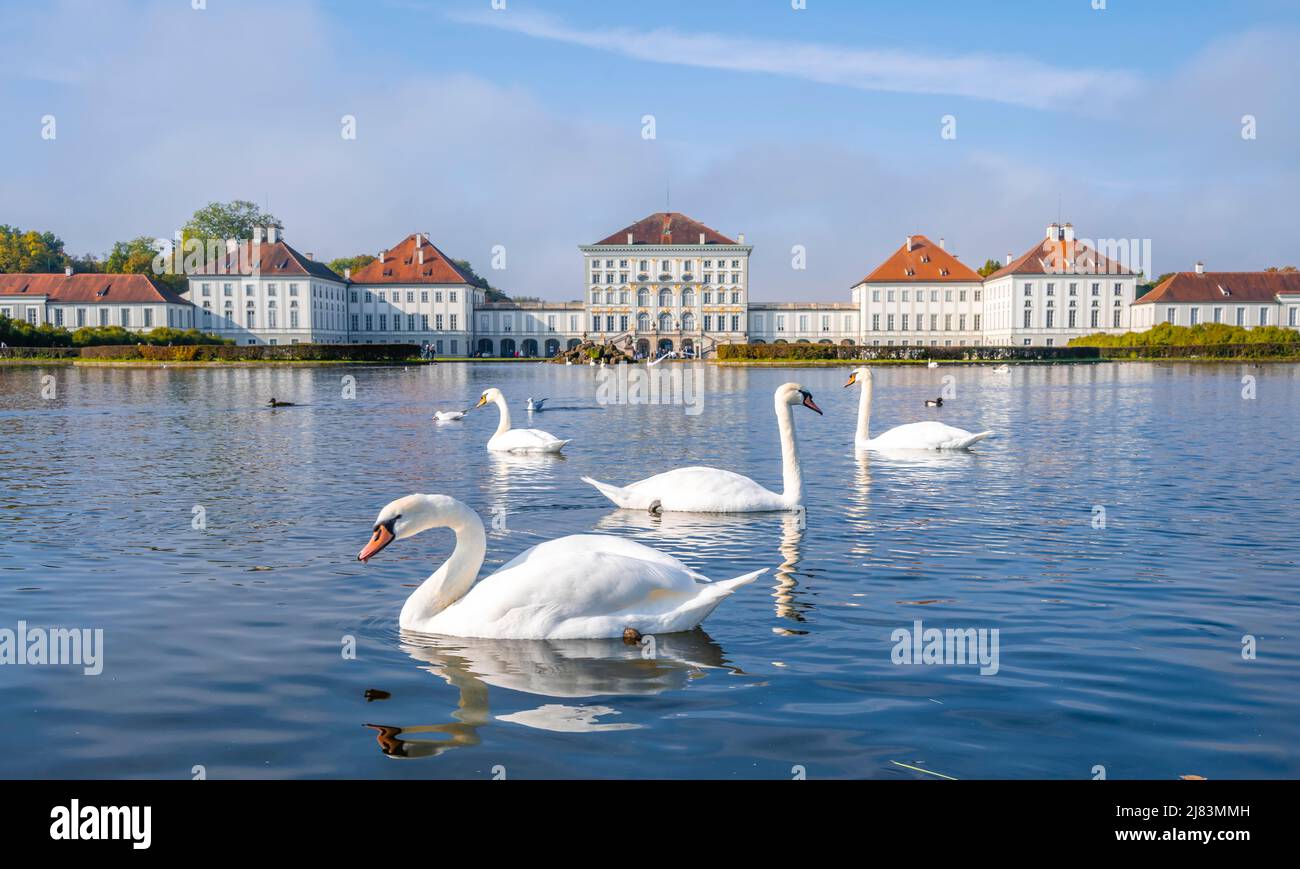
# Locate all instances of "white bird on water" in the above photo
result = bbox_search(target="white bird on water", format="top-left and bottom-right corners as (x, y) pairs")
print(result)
(472, 388), (569, 453)
(357, 494), (764, 639)
(433, 410), (466, 422)
(927, 361), (939, 369)
(844, 367), (993, 450)
(526, 397), (547, 412)
(582, 383), (822, 512)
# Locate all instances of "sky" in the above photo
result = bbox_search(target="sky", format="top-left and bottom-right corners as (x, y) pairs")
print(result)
(2, 0), (1298, 300)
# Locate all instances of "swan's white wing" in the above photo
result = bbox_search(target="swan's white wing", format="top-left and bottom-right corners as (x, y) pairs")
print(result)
(428, 534), (760, 639)
(583, 466), (785, 512)
(865, 421), (993, 451)
(488, 428), (569, 453)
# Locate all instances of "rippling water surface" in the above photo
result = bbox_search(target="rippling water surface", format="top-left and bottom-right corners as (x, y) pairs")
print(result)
(1, 361), (1297, 779)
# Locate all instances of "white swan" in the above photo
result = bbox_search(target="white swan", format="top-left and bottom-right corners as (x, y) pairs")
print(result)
(433, 410), (465, 422)
(846, 367), (992, 450)
(927, 361), (939, 369)
(472, 387), (569, 453)
(582, 382), (822, 512)
(991, 364), (1010, 374)
(357, 494), (765, 639)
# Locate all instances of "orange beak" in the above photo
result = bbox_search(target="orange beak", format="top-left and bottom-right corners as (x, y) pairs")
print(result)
(358, 523), (394, 562)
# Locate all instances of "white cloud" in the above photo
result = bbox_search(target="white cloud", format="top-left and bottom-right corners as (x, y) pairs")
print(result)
(448, 9), (1143, 112)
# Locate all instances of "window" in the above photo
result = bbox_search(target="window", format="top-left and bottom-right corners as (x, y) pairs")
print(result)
(351, 315), (359, 332)
(1291, 307), (1298, 327)
(1045, 310), (1054, 328)
(1068, 309), (1077, 328)
(887, 314), (895, 331)
(420, 291), (429, 302)
(99, 309), (109, 326)
(408, 315), (416, 330)
(290, 284), (299, 297)
(704, 315), (713, 331)
(1213, 307), (1224, 324)
(120, 309), (131, 328)
(449, 292), (456, 302)
(1165, 307), (1176, 324)
(1091, 283), (1101, 296)
(1023, 309), (1032, 329)
(1189, 307), (1199, 325)
(365, 315), (373, 331)
(1024, 283), (1033, 297)
(872, 290), (880, 302)
(143, 309), (153, 328)
(901, 314), (909, 331)
(201, 283), (211, 297)
(450, 315), (457, 330)
(973, 314), (981, 331)
(1091, 309), (1100, 328)
(1112, 309), (1121, 328)
(731, 316), (740, 331)
(1260, 308), (1269, 326)
(1236, 307), (1245, 326)
(776, 315), (786, 332)
(421, 315), (429, 330)
(291, 311), (300, 328)
(871, 314), (879, 331)
(1114, 283), (1123, 296)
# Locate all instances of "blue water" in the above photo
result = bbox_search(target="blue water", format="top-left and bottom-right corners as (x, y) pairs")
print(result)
(0, 361), (1296, 779)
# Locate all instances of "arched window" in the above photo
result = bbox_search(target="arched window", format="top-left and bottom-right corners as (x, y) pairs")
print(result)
(681, 312), (696, 331)
(681, 289), (695, 307)
(658, 289), (673, 308)
(637, 312), (651, 332)
(637, 288), (650, 307)
(590, 290), (599, 303)
(658, 312), (673, 332)
(604, 291), (614, 304)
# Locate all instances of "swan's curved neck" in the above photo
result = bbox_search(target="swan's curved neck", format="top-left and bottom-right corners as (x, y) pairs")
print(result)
(490, 394), (511, 437)
(855, 374), (873, 444)
(774, 395), (802, 505)
(399, 499), (487, 628)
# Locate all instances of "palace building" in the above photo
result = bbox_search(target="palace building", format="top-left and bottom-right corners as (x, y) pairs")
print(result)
(6, 213), (1289, 353)
(1132, 266), (1300, 330)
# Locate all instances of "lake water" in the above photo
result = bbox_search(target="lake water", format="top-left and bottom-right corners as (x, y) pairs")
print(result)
(1, 360), (1297, 779)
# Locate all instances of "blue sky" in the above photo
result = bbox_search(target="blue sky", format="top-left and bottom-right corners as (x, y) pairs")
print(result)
(2, 0), (1298, 299)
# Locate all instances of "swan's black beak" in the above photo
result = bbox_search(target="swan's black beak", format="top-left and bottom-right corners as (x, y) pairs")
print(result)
(358, 521), (395, 562)
(801, 392), (823, 415)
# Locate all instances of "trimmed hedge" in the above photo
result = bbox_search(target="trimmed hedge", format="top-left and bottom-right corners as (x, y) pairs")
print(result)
(74, 343), (422, 361)
(0, 346), (81, 359)
(716, 343), (1102, 361)
(1098, 343), (1300, 360)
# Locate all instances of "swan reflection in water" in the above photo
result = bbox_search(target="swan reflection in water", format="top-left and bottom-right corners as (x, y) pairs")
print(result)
(364, 628), (737, 759)
(593, 508), (812, 627)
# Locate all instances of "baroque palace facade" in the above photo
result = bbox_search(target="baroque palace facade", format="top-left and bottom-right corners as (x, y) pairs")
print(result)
(9, 212), (1294, 353)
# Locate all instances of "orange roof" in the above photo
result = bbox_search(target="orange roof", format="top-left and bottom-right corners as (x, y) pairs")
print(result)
(349, 233), (472, 284)
(857, 235), (981, 284)
(986, 237), (1136, 280)
(193, 238), (344, 282)
(0, 273), (188, 305)
(1134, 271), (1300, 305)
(594, 213), (737, 246)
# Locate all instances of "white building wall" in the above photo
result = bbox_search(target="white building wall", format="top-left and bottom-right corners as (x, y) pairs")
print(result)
(857, 281), (984, 347)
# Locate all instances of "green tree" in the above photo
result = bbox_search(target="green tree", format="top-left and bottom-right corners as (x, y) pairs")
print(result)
(326, 254), (375, 277)
(104, 236), (186, 292)
(1136, 271), (1177, 298)
(977, 258), (1002, 278)
(182, 200), (283, 243)
(0, 226), (69, 273)
(452, 258), (510, 301)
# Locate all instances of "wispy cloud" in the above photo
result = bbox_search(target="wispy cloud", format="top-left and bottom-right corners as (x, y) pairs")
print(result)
(449, 9), (1142, 111)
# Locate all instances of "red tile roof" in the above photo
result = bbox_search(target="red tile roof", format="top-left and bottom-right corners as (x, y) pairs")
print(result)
(985, 237), (1136, 281)
(0, 273), (189, 305)
(857, 235), (982, 284)
(349, 233), (473, 284)
(1134, 271), (1300, 305)
(594, 213), (738, 246)
(193, 238), (344, 282)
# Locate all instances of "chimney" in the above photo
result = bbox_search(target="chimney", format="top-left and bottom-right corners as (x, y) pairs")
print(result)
(344, 267), (352, 280)
(418, 248), (424, 265)
(906, 235), (913, 252)
(938, 237), (946, 250)
(1046, 223), (1060, 240)
(379, 250), (386, 263)
(305, 252), (314, 261)
(738, 233), (745, 244)
(64, 266), (73, 276)
(699, 232), (706, 245)
(1062, 223), (1075, 242)
(1195, 261), (1205, 274)
(627, 232), (634, 244)
(1006, 252), (1014, 266)
(267, 226), (278, 244)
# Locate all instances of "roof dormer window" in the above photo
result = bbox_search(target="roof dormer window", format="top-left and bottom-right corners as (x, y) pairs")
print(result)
(1219, 285), (1230, 296)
